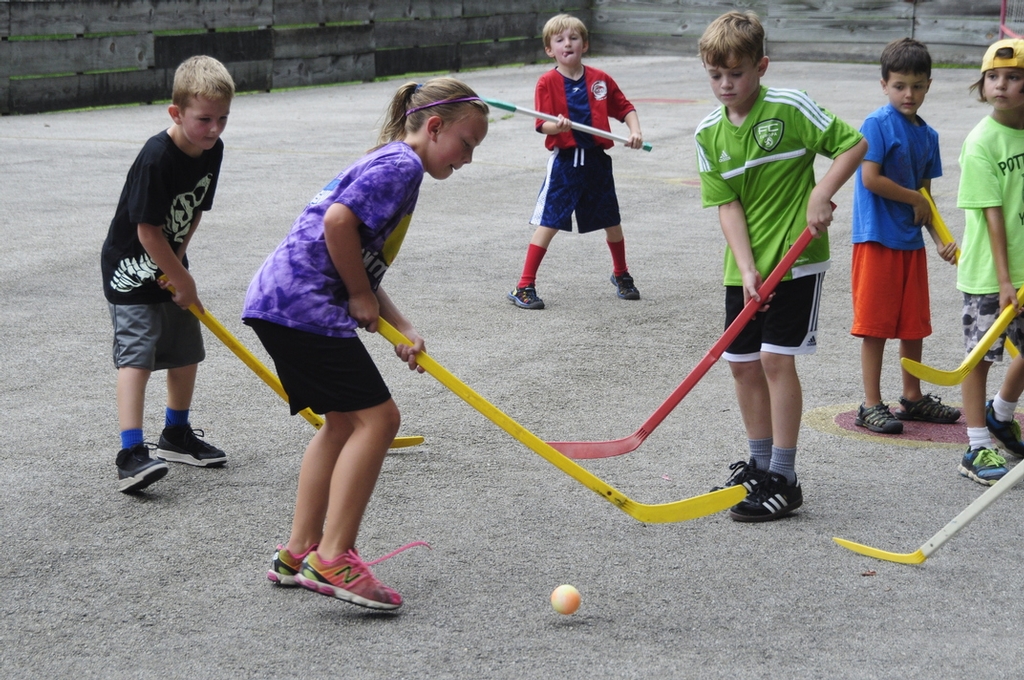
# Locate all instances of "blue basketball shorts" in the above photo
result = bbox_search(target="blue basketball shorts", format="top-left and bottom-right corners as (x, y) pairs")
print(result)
(530, 147), (621, 233)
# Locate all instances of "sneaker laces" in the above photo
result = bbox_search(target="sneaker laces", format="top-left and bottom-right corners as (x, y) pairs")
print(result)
(361, 541), (431, 567)
(972, 448), (1007, 469)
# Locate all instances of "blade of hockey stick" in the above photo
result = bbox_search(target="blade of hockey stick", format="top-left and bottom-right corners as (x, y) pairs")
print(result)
(548, 226), (817, 459)
(484, 97), (653, 152)
(833, 460), (1024, 564)
(376, 319), (746, 523)
(901, 284), (1024, 387)
(158, 278), (423, 448)
(920, 187), (959, 265)
(903, 190), (1020, 379)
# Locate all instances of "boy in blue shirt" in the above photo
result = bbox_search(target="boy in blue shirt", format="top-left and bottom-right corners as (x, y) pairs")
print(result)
(851, 38), (959, 435)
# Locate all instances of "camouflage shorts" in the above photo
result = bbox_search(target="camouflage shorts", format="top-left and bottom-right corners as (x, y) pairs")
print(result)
(962, 292), (1024, 362)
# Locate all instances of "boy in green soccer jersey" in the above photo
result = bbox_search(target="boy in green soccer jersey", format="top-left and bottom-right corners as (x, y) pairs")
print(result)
(695, 12), (867, 521)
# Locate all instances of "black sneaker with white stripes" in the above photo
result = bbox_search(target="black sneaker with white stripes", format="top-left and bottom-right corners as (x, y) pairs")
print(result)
(728, 471), (802, 522)
(711, 459), (767, 494)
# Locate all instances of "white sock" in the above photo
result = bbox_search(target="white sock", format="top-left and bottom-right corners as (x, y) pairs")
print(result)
(992, 394), (1017, 423)
(967, 427), (993, 450)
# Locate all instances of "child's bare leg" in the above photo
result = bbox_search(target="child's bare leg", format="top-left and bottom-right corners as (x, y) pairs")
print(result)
(530, 225), (559, 248)
(997, 354), (1024, 403)
(285, 412), (354, 555)
(860, 336), (886, 406)
(899, 338), (924, 402)
(761, 352), (801, 450)
(316, 399), (401, 561)
(166, 363), (198, 411)
(604, 224), (624, 244)
(962, 361), (992, 429)
(117, 366), (151, 431)
(729, 359), (772, 440)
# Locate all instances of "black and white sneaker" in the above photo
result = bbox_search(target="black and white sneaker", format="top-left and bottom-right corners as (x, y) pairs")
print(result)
(117, 443), (169, 493)
(728, 471), (802, 522)
(156, 425), (227, 467)
(711, 459), (767, 494)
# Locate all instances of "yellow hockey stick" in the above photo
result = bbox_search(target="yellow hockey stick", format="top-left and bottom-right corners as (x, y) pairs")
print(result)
(901, 190), (1022, 385)
(159, 278), (423, 448)
(376, 319), (746, 523)
(920, 187), (958, 264)
(833, 459), (1024, 564)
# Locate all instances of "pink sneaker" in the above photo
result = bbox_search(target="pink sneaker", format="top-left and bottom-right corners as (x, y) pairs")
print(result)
(267, 544), (317, 586)
(295, 542), (429, 610)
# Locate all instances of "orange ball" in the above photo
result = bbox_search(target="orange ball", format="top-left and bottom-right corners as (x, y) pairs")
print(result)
(550, 584), (581, 615)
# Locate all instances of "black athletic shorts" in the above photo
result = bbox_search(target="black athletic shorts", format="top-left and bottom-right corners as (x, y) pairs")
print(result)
(246, 319), (391, 415)
(723, 272), (825, 361)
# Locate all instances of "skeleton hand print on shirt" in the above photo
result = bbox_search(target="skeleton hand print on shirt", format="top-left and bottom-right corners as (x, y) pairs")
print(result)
(110, 253), (160, 293)
(108, 173), (213, 293)
(165, 173), (212, 244)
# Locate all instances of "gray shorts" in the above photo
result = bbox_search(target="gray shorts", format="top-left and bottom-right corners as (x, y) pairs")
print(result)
(962, 292), (1024, 362)
(109, 301), (205, 370)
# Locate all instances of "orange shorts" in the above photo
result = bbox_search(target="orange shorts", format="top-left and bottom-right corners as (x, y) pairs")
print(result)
(851, 241), (931, 340)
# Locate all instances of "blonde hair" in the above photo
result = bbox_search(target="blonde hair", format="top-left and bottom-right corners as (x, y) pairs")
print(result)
(698, 11), (765, 68)
(542, 13), (588, 48)
(172, 56), (235, 109)
(376, 77), (489, 147)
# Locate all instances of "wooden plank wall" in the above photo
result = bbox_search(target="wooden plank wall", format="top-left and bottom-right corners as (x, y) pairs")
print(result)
(591, 0), (1003, 66)
(0, 1), (590, 115)
(0, 1), (1004, 115)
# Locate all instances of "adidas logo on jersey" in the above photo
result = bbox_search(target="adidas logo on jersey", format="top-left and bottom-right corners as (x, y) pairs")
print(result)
(718, 150), (731, 162)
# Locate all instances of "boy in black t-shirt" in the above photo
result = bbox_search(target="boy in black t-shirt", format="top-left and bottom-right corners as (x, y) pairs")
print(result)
(100, 55), (234, 492)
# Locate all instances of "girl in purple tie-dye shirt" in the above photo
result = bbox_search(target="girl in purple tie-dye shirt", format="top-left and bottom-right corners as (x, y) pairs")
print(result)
(244, 78), (488, 610)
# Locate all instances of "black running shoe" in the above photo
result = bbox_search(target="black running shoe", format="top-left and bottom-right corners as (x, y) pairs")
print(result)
(610, 272), (640, 300)
(729, 471), (802, 522)
(985, 400), (1024, 456)
(711, 459), (767, 494)
(157, 425), (227, 467)
(116, 443), (168, 493)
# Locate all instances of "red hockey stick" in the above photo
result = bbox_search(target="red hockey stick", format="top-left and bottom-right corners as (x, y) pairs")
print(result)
(548, 226), (818, 459)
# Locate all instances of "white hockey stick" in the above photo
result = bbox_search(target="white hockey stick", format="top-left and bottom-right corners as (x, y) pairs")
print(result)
(484, 97), (653, 151)
(833, 461), (1024, 564)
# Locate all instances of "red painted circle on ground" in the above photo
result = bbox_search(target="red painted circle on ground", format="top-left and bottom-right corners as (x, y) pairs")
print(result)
(832, 408), (966, 444)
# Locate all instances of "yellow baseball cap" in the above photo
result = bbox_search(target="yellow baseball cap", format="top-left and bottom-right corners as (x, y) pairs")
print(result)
(981, 39), (1024, 72)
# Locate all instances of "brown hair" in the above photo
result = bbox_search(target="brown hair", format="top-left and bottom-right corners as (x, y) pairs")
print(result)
(880, 38), (932, 80)
(698, 11), (765, 68)
(376, 77), (489, 147)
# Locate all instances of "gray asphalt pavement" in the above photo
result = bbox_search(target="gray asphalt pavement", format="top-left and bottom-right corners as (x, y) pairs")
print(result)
(3, 55), (1022, 678)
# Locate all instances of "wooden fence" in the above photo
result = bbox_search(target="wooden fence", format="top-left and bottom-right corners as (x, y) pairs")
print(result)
(0, 1), (1003, 115)
(593, 0), (1003, 66)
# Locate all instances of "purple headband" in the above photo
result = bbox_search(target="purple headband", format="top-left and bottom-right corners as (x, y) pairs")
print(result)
(405, 96), (482, 116)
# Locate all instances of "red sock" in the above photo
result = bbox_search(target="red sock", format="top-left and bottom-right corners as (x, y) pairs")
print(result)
(607, 239), (628, 277)
(517, 243), (547, 288)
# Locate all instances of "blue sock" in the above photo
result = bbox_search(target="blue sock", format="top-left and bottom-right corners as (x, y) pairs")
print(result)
(165, 407), (190, 428)
(120, 428), (144, 450)
(768, 446), (797, 484)
(748, 437), (773, 471)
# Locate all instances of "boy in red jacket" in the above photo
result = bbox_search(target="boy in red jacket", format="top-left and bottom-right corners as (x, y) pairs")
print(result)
(507, 13), (645, 310)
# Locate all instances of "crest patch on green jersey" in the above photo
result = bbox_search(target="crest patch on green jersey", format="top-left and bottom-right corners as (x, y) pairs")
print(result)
(753, 119), (784, 152)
